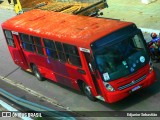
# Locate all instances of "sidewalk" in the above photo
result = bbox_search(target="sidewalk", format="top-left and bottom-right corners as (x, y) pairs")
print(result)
(102, 0), (160, 33)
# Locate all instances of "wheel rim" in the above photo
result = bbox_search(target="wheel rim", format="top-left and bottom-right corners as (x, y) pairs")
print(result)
(84, 84), (91, 96)
(35, 70), (40, 79)
(83, 83), (96, 101)
(34, 67), (40, 79)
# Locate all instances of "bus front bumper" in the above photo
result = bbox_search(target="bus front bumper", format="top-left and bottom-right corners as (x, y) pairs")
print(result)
(104, 70), (156, 103)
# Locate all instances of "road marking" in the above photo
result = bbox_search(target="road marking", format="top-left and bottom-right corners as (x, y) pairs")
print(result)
(0, 100), (33, 120)
(0, 75), (68, 111)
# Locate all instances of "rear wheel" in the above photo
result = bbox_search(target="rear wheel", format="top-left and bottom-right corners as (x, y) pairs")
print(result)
(82, 82), (96, 101)
(32, 65), (44, 81)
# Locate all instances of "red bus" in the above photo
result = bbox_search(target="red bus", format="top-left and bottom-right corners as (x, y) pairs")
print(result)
(1, 9), (156, 103)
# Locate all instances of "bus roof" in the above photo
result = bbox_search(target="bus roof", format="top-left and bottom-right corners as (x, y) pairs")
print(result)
(2, 9), (133, 48)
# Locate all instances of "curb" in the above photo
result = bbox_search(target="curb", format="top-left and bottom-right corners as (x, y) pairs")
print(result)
(0, 5), (14, 10)
(0, 88), (76, 119)
(140, 28), (160, 35)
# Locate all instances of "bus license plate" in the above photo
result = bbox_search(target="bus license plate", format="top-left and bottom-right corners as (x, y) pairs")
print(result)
(131, 86), (141, 92)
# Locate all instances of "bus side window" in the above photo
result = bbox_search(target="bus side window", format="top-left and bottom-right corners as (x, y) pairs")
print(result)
(63, 44), (82, 67)
(19, 33), (35, 52)
(4, 30), (15, 47)
(55, 42), (66, 62)
(31, 36), (44, 55)
(43, 38), (58, 59)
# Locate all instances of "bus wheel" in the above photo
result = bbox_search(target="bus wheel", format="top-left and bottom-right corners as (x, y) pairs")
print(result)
(32, 65), (44, 81)
(82, 82), (96, 101)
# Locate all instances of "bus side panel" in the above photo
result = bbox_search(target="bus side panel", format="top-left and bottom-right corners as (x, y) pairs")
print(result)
(47, 58), (69, 77)
(19, 46), (77, 88)
(21, 52), (57, 81)
(66, 51), (100, 95)
(7, 46), (27, 68)
(46, 58), (74, 88)
(65, 64), (86, 90)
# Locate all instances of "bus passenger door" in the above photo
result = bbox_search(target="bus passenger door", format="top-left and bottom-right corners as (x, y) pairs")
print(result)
(9, 31), (28, 69)
(83, 52), (102, 96)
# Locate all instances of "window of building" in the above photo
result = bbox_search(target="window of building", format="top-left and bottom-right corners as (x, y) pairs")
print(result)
(4, 30), (15, 47)
(63, 44), (82, 67)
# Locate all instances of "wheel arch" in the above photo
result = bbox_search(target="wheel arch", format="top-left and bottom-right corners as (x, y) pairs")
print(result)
(77, 79), (85, 92)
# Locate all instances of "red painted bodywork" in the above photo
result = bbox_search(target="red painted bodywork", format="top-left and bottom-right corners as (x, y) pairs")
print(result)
(1, 10), (156, 103)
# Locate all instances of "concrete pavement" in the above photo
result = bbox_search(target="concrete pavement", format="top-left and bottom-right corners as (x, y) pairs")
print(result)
(101, 0), (160, 33)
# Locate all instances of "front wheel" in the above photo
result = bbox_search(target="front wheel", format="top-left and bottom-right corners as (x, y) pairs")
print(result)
(32, 65), (44, 81)
(82, 82), (96, 101)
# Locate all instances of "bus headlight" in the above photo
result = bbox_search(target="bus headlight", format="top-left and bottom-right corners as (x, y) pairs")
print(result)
(104, 83), (115, 92)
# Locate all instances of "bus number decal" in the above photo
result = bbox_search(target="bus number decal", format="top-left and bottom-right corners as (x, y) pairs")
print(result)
(79, 47), (90, 53)
(12, 31), (19, 35)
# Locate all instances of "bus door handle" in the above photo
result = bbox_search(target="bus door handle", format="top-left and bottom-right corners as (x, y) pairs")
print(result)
(77, 68), (86, 75)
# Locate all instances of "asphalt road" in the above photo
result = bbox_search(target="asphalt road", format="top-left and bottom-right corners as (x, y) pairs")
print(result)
(0, 8), (160, 120)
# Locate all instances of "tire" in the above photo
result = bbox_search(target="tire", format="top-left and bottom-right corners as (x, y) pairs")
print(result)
(82, 82), (96, 101)
(32, 65), (44, 81)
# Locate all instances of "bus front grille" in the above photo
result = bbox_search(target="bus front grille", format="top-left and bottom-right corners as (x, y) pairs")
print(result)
(118, 74), (147, 90)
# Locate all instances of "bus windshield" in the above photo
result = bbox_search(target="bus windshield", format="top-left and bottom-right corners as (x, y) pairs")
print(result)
(94, 34), (149, 81)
